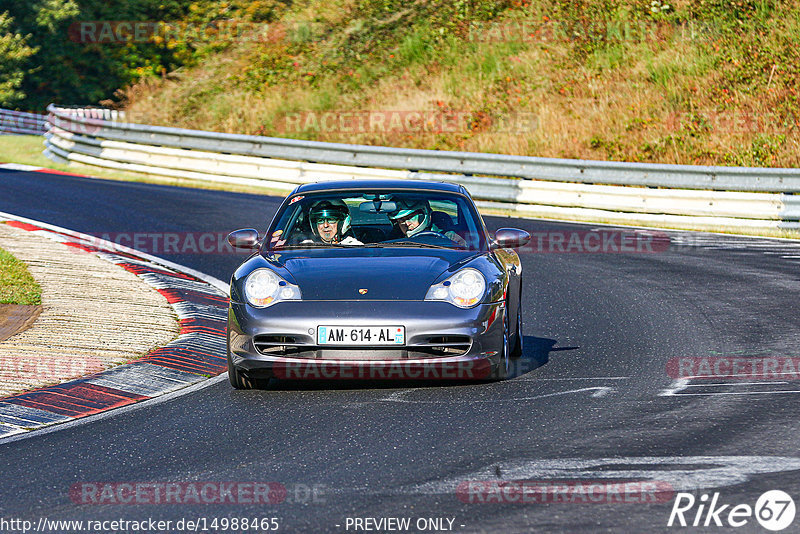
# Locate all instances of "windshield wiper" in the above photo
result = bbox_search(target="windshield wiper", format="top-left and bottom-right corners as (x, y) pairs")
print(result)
(364, 242), (462, 250)
(275, 243), (351, 249)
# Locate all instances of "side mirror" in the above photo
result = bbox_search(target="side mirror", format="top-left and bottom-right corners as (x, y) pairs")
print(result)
(492, 228), (530, 249)
(227, 228), (260, 249)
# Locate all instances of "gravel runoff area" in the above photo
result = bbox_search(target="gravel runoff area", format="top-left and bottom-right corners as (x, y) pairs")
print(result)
(0, 222), (179, 397)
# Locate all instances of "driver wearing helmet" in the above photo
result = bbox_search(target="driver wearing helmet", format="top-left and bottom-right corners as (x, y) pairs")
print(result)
(388, 198), (466, 246)
(298, 199), (362, 245)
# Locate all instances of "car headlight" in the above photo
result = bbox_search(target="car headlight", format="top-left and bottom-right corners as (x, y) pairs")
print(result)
(425, 268), (486, 308)
(244, 269), (301, 308)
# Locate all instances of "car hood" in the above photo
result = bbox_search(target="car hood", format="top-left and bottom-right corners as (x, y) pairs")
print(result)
(267, 248), (481, 300)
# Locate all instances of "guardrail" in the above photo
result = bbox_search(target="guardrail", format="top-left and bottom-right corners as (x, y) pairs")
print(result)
(42, 104), (800, 231)
(0, 109), (48, 136)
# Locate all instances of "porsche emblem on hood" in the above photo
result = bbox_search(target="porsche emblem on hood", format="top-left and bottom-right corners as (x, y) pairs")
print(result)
(358, 288), (368, 295)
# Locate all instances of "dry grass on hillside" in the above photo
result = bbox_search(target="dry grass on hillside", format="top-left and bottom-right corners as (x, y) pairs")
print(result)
(121, 0), (800, 167)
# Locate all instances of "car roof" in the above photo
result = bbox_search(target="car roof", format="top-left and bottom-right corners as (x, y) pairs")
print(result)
(293, 179), (465, 195)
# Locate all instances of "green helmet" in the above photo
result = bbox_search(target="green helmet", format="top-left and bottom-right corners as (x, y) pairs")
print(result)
(309, 199), (350, 240)
(388, 198), (431, 237)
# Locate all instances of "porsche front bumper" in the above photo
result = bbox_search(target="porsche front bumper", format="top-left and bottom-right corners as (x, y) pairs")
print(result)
(227, 299), (506, 380)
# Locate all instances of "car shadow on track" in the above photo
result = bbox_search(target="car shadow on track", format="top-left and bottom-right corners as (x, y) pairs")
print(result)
(506, 335), (579, 379)
(251, 336), (576, 390)
(504, 335), (554, 379)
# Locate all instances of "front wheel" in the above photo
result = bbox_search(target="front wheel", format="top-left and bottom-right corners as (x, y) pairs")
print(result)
(228, 354), (252, 389)
(510, 299), (523, 359)
(227, 351), (270, 389)
(494, 311), (511, 380)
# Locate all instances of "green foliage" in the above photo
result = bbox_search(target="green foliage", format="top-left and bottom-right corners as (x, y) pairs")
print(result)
(3, 0), (292, 110)
(33, 0), (79, 32)
(4, 0), (800, 169)
(397, 26), (437, 66)
(0, 12), (37, 106)
(724, 133), (787, 166)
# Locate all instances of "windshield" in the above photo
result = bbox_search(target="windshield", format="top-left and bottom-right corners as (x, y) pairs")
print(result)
(265, 190), (487, 251)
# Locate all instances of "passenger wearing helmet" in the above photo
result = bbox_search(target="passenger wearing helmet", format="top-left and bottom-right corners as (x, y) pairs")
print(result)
(388, 198), (466, 246)
(297, 199), (362, 245)
(388, 198), (432, 238)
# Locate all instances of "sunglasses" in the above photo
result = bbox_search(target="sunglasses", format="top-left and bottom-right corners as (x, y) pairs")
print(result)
(313, 217), (340, 225)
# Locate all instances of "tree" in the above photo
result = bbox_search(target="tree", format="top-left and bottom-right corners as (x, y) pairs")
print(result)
(2, 0), (289, 110)
(0, 11), (36, 107)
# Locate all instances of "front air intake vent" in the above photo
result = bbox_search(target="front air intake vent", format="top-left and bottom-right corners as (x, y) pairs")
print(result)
(418, 335), (472, 356)
(254, 335), (301, 355)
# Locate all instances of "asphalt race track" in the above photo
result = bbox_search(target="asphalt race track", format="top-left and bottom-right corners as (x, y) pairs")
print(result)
(1, 168), (800, 533)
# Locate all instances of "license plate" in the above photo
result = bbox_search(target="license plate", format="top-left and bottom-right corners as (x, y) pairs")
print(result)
(317, 326), (405, 346)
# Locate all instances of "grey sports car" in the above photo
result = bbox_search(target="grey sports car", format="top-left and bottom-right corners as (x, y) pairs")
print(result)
(226, 180), (530, 388)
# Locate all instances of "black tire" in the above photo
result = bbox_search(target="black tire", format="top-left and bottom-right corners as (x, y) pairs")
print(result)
(510, 298), (523, 359)
(494, 311), (511, 380)
(228, 352), (257, 390)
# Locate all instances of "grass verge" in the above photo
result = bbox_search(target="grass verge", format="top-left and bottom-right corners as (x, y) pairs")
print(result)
(0, 243), (41, 305)
(0, 135), (291, 197)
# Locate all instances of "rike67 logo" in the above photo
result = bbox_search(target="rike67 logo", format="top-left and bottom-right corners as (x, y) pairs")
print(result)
(668, 490), (796, 531)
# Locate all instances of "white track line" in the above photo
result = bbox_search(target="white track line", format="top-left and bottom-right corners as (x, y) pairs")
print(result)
(0, 374), (228, 445)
